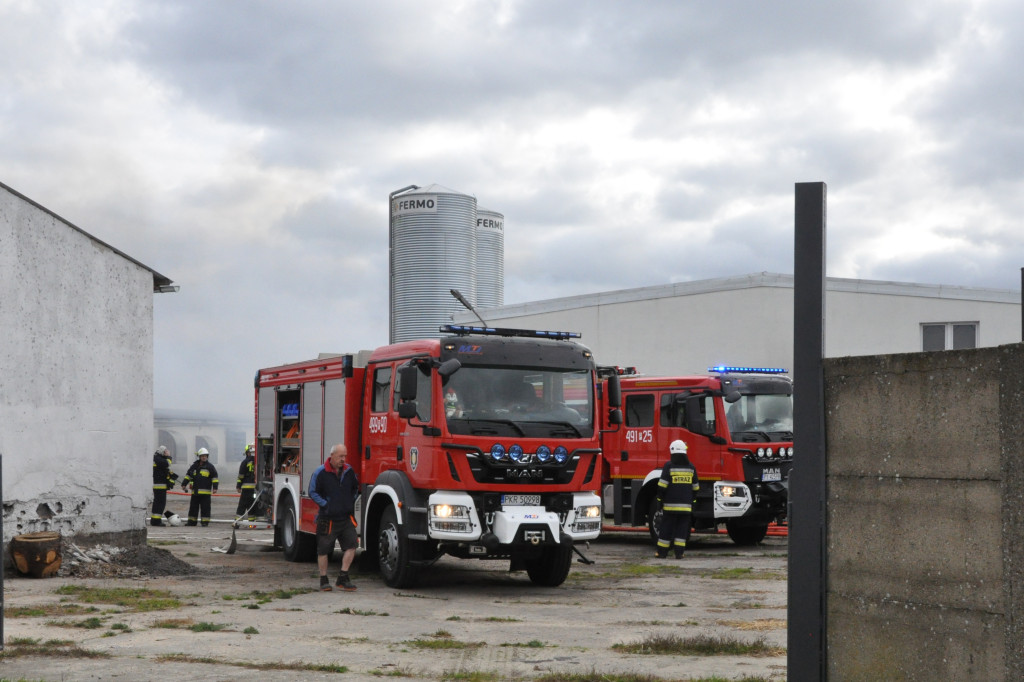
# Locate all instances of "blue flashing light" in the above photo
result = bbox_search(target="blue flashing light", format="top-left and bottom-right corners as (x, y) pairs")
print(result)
(508, 444), (525, 463)
(554, 445), (569, 464)
(536, 445), (552, 463)
(708, 365), (788, 375)
(440, 324), (581, 340)
(489, 443), (506, 462)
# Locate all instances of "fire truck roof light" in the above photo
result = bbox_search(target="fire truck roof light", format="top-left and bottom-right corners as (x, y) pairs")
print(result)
(440, 324), (581, 340)
(708, 365), (788, 374)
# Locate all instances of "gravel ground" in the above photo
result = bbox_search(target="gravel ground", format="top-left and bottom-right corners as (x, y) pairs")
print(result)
(2, 493), (789, 681)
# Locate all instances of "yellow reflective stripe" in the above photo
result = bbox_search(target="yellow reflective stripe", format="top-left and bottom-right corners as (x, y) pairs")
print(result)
(153, 484), (167, 490)
(663, 504), (692, 513)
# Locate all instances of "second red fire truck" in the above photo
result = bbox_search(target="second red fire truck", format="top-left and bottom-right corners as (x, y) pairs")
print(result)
(253, 325), (622, 587)
(598, 366), (792, 545)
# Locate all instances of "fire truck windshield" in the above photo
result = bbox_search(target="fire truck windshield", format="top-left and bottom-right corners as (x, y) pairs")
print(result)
(725, 393), (793, 442)
(443, 367), (594, 438)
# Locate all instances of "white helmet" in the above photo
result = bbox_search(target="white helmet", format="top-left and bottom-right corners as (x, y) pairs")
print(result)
(166, 513), (183, 527)
(196, 447), (210, 457)
(669, 439), (688, 455)
(156, 445), (169, 455)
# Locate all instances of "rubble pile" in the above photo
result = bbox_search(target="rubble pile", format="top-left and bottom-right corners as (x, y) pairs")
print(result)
(59, 542), (197, 578)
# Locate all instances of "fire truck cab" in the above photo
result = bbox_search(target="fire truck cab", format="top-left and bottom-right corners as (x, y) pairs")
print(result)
(599, 366), (792, 545)
(254, 325), (621, 587)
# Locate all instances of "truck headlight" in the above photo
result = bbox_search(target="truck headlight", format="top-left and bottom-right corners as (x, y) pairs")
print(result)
(430, 504), (473, 533)
(570, 504), (602, 533)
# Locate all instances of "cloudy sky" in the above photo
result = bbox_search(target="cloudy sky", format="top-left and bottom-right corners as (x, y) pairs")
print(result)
(3, 0), (1023, 417)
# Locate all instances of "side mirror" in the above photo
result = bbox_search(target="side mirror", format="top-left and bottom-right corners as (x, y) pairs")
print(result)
(606, 374), (621, 408)
(398, 402), (418, 420)
(684, 396), (714, 436)
(608, 408), (623, 425)
(399, 364), (419, 401)
(437, 358), (461, 379)
(724, 390), (741, 404)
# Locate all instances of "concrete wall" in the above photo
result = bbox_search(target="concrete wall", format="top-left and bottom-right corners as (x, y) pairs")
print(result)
(453, 273), (1021, 375)
(824, 344), (1024, 680)
(0, 185), (153, 544)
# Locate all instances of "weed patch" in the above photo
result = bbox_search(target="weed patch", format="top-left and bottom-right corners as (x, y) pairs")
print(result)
(0, 638), (110, 660)
(55, 585), (180, 612)
(612, 632), (784, 656)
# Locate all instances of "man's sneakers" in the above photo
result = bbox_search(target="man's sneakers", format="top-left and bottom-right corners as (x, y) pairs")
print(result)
(320, 575), (332, 592)
(336, 572), (357, 592)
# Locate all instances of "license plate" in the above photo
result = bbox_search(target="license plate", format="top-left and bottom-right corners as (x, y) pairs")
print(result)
(762, 467), (782, 482)
(502, 494), (540, 506)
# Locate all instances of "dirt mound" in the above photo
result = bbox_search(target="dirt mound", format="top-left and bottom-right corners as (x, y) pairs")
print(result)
(60, 543), (197, 579)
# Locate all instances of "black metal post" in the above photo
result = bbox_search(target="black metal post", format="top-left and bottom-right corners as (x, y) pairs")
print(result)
(1020, 267), (1023, 341)
(788, 182), (827, 680)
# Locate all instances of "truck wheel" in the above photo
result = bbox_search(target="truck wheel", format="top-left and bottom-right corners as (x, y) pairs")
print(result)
(280, 501), (316, 562)
(726, 521), (768, 546)
(525, 544), (573, 587)
(378, 506), (417, 588)
(647, 498), (663, 543)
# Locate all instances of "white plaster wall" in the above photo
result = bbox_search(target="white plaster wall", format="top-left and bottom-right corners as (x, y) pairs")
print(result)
(0, 187), (153, 540)
(455, 277), (1021, 378)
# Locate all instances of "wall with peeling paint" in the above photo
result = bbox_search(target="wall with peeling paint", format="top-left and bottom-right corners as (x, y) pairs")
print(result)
(0, 184), (153, 546)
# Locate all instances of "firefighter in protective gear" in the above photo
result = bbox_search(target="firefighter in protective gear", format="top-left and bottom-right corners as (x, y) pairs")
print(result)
(151, 445), (178, 526)
(655, 439), (699, 559)
(181, 448), (219, 526)
(235, 443), (257, 521)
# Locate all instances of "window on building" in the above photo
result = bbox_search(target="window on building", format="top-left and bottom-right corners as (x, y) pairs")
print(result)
(226, 429), (247, 462)
(922, 322), (977, 351)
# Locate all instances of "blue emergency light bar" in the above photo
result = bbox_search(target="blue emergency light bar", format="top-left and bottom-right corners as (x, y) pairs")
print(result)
(708, 365), (788, 375)
(441, 324), (581, 340)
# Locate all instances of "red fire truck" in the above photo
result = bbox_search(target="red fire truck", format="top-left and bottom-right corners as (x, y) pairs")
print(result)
(254, 325), (622, 587)
(598, 366), (792, 545)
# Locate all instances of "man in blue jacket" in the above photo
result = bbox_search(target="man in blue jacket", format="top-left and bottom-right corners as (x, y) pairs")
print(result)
(309, 443), (360, 591)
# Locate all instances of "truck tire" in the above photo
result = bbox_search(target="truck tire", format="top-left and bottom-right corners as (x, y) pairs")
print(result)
(647, 498), (663, 543)
(726, 521), (768, 546)
(378, 505), (417, 588)
(280, 500), (316, 562)
(525, 544), (573, 587)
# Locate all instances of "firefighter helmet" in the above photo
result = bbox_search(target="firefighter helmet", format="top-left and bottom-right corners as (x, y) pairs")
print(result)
(196, 447), (210, 458)
(156, 445), (168, 455)
(245, 443), (254, 454)
(669, 439), (688, 455)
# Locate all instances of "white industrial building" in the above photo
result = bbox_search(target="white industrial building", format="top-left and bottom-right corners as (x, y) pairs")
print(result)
(155, 409), (253, 482)
(0, 181), (174, 545)
(453, 272), (1022, 375)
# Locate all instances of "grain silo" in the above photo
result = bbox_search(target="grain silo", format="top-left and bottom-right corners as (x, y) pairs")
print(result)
(389, 184), (477, 343)
(475, 207), (504, 309)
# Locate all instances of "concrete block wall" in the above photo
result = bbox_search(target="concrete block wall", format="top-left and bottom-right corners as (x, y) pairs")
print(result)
(824, 344), (1024, 680)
